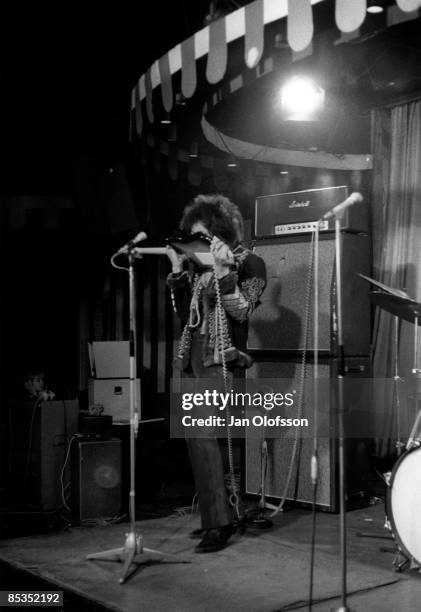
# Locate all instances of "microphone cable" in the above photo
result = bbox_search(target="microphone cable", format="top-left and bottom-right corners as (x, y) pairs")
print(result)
(110, 251), (129, 272)
(60, 434), (80, 512)
(270, 230), (315, 517)
(309, 223), (320, 611)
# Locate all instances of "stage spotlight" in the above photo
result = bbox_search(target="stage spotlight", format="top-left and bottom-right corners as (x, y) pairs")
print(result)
(367, 1), (384, 14)
(280, 76), (325, 121)
(175, 93), (187, 106)
(188, 142), (199, 158)
(160, 112), (172, 125)
(167, 125), (177, 142)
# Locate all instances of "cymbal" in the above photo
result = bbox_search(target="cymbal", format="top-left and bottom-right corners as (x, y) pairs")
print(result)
(370, 292), (421, 323)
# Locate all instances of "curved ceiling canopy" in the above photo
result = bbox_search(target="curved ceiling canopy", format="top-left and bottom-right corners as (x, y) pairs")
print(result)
(130, 0), (421, 172)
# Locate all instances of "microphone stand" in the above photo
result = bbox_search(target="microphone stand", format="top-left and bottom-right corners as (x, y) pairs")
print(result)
(317, 194), (361, 610)
(332, 215), (353, 612)
(308, 223), (320, 611)
(86, 247), (170, 584)
(250, 438), (273, 529)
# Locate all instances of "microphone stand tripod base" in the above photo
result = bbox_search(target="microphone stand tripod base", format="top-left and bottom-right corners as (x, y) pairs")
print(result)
(250, 438), (273, 529)
(249, 515), (273, 529)
(86, 530), (172, 585)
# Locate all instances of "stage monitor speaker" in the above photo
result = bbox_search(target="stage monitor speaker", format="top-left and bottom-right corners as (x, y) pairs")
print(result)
(8, 400), (79, 510)
(247, 234), (370, 355)
(72, 439), (121, 521)
(244, 357), (371, 512)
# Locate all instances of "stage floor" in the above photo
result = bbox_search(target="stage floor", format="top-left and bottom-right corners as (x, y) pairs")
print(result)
(0, 503), (420, 611)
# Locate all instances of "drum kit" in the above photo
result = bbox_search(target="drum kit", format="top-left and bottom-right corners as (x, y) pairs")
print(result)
(363, 275), (421, 573)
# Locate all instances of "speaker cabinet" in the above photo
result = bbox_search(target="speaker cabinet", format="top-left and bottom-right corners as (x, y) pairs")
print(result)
(72, 439), (121, 521)
(247, 234), (370, 354)
(244, 357), (371, 512)
(8, 400), (79, 510)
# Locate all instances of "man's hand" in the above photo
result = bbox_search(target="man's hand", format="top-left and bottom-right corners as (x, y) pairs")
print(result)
(210, 237), (234, 278)
(166, 246), (186, 273)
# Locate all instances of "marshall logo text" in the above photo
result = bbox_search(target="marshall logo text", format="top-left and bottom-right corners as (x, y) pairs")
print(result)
(288, 200), (311, 208)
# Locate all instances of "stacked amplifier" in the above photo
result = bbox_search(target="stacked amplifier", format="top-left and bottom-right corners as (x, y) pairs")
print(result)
(244, 186), (372, 512)
(88, 341), (140, 424)
(71, 341), (137, 521)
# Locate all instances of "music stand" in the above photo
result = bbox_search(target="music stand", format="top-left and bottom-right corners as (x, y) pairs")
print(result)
(86, 248), (172, 584)
(360, 275), (408, 456)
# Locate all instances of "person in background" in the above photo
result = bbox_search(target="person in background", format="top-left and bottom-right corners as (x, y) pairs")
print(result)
(22, 370), (55, 402)
(166, 193), (266, 553)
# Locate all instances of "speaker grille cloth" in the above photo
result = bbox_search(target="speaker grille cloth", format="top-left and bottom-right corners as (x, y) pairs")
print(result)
(78, 440), (121, 519)
(245, 360), (333, 508)
(248, 235), (370, 354)
(248, 240), (334, 351)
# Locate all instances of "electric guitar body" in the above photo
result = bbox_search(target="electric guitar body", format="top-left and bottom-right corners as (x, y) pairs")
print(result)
(166, 232), (213, 269)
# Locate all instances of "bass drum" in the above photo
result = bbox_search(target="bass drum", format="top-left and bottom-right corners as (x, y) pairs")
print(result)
(387, 445), (421, 567)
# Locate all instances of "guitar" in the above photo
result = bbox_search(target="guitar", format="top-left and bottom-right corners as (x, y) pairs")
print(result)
(165, 232), (214, 269)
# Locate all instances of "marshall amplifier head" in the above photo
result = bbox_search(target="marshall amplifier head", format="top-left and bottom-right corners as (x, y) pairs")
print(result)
(254, 186), (368, 238)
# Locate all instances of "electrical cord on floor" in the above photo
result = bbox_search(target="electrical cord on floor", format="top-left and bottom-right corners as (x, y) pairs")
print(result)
(78, 514), (127, 528)
(308, 467), (318, 611)
(1, 507), (62, 515)
(57, 508), (72, 531)
(60, 434), (81, 511)
(173, 494), (198, 518)
(23, 399), (41, 501)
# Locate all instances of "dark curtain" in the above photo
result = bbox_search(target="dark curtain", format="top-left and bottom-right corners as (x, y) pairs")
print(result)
(371, 100), (421, 457)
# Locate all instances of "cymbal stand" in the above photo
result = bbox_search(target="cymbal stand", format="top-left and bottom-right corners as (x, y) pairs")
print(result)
(87, 248), (170, 584)
(380, 316), (402, 533)
(406, 312), (421, 451)
(392, 316), (404, 457)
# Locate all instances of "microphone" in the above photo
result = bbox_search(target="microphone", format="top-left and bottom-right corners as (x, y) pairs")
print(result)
(117, 231), (147, 254)
(322, 192), (363, 220)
